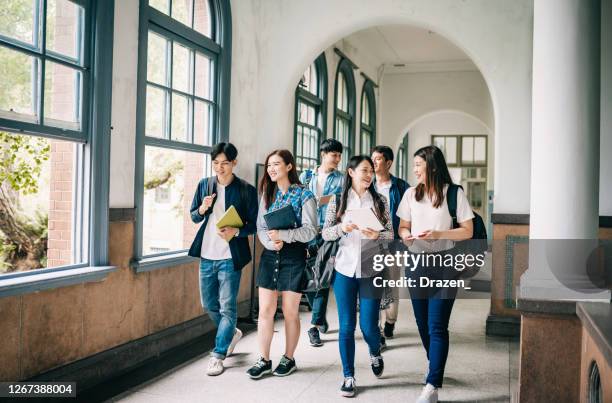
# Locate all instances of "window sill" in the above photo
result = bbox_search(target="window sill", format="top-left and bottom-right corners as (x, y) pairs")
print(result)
(0, 266), (116, 298)
(131, 253), (199, 273)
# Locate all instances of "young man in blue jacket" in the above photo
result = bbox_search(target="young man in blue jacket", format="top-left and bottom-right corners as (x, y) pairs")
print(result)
(299, 138), (344, 347)
(371, 145), (409, 349)
(188, 142), (258, 376)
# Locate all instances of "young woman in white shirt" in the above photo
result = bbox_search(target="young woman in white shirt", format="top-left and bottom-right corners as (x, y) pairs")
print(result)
(396, 145), (474, 403)
(321, 155), (393, 397)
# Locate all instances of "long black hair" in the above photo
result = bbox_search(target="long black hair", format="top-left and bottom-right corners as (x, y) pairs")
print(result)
(259, 149), (301, 209)
(413, 145), (454, 208)
(336, 155), (388, 226)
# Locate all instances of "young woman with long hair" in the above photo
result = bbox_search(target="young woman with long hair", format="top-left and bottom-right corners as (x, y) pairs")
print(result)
(246, 149), (318, 379)
(321, 155), (393, 397)
(396, 145), (474, 403)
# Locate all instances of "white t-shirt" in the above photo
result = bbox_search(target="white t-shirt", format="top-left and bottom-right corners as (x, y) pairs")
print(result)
(396, 184), (474, 252)
(316, 171), (329, 197)
(201, 184), (232, 260)
(375, 181), (391, 206)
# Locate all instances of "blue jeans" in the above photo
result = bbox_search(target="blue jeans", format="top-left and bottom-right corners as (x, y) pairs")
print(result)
(333, 271), (381, 378)
(411, 297), (456, 387)
(199, 258), (242, 359)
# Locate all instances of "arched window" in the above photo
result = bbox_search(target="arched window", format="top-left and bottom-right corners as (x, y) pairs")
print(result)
(334, 59), (356, 169)
(360, 80), (376, 154)
(396, 133), (409, 180)
(294, 53), (327, 172)
(134, 0), (232, 266)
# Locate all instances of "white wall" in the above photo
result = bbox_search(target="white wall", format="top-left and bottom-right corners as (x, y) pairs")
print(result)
(227, 0), (534, 214)
(109, 0), (139, 208)
(399, 111), (492, 187)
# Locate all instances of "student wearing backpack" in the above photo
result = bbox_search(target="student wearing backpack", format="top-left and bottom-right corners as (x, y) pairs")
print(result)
(299, 138), (344, 347)
(396, 145), (474, 403)
(188, 142), (259, 376)
(247, 149), (318, 379)
(322, 155), (393, 397)
(371, 145), (409, 348)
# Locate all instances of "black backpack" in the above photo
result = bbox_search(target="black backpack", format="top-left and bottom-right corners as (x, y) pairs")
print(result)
(447, 184), (488, 277)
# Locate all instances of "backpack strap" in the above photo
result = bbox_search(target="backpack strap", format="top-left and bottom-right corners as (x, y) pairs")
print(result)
(207, 176), (218, 209)
(447, 184), (463, 229)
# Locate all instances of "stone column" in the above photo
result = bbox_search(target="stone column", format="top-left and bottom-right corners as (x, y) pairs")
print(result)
(520, 0), (609, 301)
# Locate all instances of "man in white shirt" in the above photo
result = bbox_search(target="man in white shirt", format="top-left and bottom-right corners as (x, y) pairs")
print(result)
(372, 145), (409, 347)
(188, 143), (258, 376)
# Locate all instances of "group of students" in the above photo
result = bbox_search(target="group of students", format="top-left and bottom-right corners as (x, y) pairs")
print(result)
(188, 139), (475, 403)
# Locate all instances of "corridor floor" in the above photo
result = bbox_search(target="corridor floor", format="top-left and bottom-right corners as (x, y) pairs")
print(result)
(113, 295), (518, 403)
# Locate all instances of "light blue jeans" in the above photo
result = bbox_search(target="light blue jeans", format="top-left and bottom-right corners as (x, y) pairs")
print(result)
(199, 258), (242, 359)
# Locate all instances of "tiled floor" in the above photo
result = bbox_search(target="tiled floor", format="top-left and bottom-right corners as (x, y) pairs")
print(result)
(113, 292), (518, 403)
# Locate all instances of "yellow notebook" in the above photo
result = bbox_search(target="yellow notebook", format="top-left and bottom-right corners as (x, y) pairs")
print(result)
(216, 205), (244, 229)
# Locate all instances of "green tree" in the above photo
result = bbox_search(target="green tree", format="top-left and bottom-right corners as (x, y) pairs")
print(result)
(0, 132), (50, 272)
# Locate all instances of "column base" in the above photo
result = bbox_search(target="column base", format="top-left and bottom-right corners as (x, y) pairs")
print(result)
(486, 314), (520, 337)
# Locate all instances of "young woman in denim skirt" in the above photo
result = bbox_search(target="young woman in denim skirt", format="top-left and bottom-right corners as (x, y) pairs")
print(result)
(247, 149), (318, 379)
(321, 155), (393, 397)
(396, 145), (474, 403)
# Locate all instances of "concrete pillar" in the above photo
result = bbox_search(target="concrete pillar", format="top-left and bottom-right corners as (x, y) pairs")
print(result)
(520, 0), (610, 300)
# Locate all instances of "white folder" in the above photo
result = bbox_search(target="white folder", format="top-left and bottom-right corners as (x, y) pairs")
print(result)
(343, 208), (384, 231)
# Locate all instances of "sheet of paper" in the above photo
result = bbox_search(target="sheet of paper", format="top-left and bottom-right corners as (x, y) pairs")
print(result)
(343, 208), (384, 231)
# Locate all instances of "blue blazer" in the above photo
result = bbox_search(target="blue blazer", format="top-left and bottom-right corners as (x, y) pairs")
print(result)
(187, 175), (258, 270)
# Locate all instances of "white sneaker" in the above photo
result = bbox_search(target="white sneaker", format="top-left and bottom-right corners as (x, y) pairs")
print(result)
(207, 356), (224, 376)
(227, 328), (243, 356)
(416, 383), (438, 403)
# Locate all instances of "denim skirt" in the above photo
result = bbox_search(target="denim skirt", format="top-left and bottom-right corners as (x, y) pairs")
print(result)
(257, 242), (307, 292)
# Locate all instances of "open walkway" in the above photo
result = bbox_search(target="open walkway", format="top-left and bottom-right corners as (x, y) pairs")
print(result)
(113, 291), (518, 403)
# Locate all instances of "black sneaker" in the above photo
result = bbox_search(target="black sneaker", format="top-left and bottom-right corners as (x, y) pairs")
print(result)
(273, 355), (297, 376)
(308, 327), (323, 347)
(247, 357), (272, 379)
(380, 335), (387, 351)
(370, 354), (384, 378)
(320, 320), (329, 334)
(383, 321), (395, 338)
(340, 377), (356, 397)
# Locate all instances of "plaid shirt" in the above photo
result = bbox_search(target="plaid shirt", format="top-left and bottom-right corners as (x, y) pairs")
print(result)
(268, 184), (315, 224)
(299, 168), (344, 227)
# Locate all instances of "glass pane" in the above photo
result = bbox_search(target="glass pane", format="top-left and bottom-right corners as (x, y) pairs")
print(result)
(171, 0), (192, 27)
(145, 85), (166, 138)
(307, 105), (315, 126)
(0, 133), (84, 274)
(296, 125), (303, 157)
(44, 61), (81, 129)
(432, 136), (444, 150)
(171, 93), (189, 142)
(475, 136), (486, 163)
(194, 100), (212, 146)
(143, 146), (210, 255)
(0, 0), (37, 45)
(0, 46), (38, 121)
(461, 136), (474, 164)
(194, 52), (212, 99)
(172, 42), (191, 93)
(149, 0), (169, 14)
(193, 0), (212, 37)
(309, 64), (318, 95)
(46, 0), (84, 61)
(337, 73), (344, 109)
(361, 94), (368, 124)
(147, 31), (168, 86)
(445, 137), (457, 164)
(298, 102), (307, 123)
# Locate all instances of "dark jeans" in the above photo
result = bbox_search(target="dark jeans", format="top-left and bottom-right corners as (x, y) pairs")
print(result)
(410, 297), (456, 387)
(306, 287), (330, 326)
(333, 271), (381, 378)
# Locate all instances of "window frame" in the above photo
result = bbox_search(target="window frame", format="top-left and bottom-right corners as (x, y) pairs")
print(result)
(132, 0), (232, 271)
(333, 58), (356, 164)
(396, 133), (408, 181)
(0, 0), (116, 296)
(431, 134), (488, 168)
(360, 79), (376, 155)
(293, 52), (327, 172)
